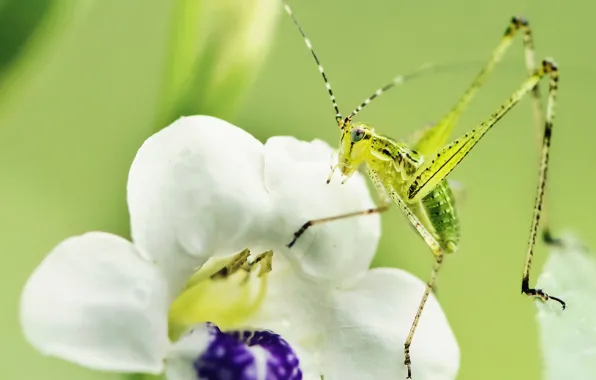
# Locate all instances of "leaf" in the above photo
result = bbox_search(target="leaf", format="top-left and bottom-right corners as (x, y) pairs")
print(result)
(536, 235), (596, 380)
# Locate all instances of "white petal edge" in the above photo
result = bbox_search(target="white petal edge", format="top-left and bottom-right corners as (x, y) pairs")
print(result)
(536, 235), (596, 380)
(20, 232), (170, 374)
(246, 266), (459, 380)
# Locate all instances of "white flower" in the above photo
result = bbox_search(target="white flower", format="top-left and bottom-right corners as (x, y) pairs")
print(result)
(20, 115), (459, 379)
(536, 235), (596, 380)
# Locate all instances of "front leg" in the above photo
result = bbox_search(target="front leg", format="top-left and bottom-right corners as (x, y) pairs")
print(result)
(287, 202), (390, 248)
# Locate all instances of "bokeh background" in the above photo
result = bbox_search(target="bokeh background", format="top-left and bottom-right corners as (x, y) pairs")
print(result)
(1, 0), (593, 379)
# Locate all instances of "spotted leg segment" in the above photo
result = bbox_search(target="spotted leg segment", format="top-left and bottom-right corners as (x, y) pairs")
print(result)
(405, 59), (564, 310)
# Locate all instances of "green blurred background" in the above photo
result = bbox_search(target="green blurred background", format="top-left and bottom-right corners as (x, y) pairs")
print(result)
(1, 0), (593, 379)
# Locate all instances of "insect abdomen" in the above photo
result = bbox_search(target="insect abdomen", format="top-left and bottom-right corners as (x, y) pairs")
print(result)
(421, 180), (460, 253)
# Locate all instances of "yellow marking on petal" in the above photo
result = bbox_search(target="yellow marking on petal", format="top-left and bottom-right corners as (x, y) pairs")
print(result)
(168, 249), (272, 340)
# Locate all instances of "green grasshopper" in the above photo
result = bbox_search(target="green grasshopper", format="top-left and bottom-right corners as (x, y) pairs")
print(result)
(281, 1), (565, 378)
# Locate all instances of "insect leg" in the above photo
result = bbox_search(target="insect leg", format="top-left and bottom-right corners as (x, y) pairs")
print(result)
(287, 202), (390, 248)
(405, 254), (444, 379)
(405, 60), (565, 309)
(413, 17), (542, 157)
(516, 18), (559, 244)
(520, 66), (565, 308)
(367, 168), (446, 379)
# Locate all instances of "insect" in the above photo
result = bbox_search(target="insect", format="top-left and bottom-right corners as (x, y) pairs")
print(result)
(281, 1), (566, 378)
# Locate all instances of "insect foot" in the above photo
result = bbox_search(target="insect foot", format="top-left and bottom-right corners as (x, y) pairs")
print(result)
(522, 277), (566, 310)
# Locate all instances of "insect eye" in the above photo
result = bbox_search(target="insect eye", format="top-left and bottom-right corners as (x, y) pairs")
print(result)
(351, 128), (365, 142)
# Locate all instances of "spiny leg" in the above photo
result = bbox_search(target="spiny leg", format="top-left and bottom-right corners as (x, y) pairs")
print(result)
(287, 203), (390, 248)
(405, 60), (565, 309)
(406, 59), (556, 201)
(412, 17), (544, 157)
(517, 18), (559, 243)
(367, 168), (447, 379)
(500, 20), (558, 247)
(404, 255), (444, 379)
(407, 17), (565, 252)
(403, 16), (569, 258)
(399, 18), (563, 306)
(520, 63), (565, 308)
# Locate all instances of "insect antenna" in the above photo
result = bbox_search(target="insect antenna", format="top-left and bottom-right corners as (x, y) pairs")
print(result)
(282, 1), (343, 126)
(346, 60), (481, 121)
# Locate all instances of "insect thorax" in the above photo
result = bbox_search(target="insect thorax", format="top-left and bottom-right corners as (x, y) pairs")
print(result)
(365, 134), (460, 253)
(367, 134), (422, 181)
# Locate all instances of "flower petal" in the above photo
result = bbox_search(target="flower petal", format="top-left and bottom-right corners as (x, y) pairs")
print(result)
(246, 267), (459, 380)
(165, 324), (211, 380)
(536, 236), (596, 380)
(127, 115), (270, 292)
(128, 115), (381, 287)
(20, 232), (169, 374)
(263, 136), (381, 281)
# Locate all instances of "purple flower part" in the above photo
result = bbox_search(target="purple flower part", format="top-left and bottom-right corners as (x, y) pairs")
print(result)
(194, 323), (302, 380)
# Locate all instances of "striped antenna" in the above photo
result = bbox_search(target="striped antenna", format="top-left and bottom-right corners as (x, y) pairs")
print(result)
(282, 1), (343, 125)
(346, 61), (481, 121)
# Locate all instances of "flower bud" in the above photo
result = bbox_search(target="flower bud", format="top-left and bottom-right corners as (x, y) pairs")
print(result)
(158, 0), (281, 124)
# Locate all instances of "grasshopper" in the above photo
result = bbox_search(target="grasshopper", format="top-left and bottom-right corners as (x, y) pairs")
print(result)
(281, 1), (565, 378)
